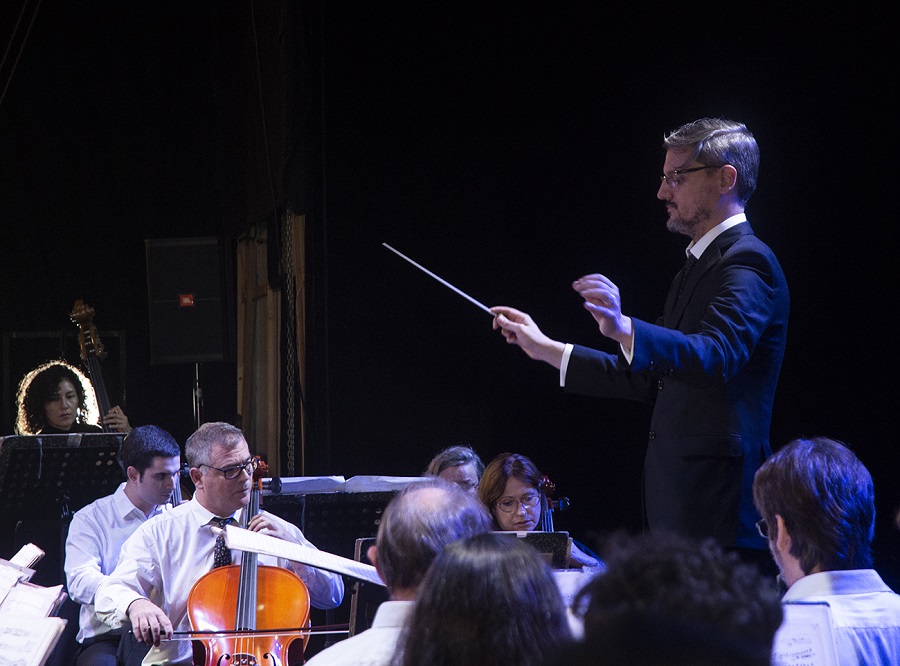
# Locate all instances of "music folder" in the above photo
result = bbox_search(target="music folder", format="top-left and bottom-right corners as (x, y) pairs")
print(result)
(222, 525), (385, 587)
(497, 531), (572, 569)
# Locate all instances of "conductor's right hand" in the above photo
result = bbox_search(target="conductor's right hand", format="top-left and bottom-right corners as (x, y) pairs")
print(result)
(490, 306), (565, 369)
(126, 598), (173, 646)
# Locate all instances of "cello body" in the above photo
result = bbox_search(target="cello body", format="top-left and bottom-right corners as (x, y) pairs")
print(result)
(187, 565), (310, 665)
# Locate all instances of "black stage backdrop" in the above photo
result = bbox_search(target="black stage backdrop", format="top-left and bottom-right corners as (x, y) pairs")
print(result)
(1, 2), (896, 592)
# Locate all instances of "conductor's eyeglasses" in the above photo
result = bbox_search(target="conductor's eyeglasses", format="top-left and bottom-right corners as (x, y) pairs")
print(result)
(496, 493), (541, 513)
(201, 456), (260, 480)
(660, 165), (720, 187)
(756, 519), (769, 539)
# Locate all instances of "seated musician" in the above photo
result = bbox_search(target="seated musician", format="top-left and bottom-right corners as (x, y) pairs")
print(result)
(477, 452), (602, 570)
(15, 360), (131, 435)
(65, 425), (181, 666)
(305, 477), (492, 666)
(422, 443), (484, 494)
(94, 421), (344, 665)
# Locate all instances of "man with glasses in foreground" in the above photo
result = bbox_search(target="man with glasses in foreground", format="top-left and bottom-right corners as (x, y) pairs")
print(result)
(753, 436), (900, 663)
(94, 421), (344, 665)
(491, 118), (789, 573)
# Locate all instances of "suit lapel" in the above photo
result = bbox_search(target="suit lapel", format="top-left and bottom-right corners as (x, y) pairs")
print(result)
(662, 222), (753, 329)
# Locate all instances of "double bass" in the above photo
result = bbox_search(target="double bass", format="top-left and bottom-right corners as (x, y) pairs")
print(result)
(69, 299), (114, 431)
(187, 458), (310, 665)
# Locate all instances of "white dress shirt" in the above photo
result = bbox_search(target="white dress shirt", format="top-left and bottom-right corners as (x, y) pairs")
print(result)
(304, 600), (414, 666)
(64, 482), (163, 643)
(781, 569), (900, 665)
(95, 497), (344, 664)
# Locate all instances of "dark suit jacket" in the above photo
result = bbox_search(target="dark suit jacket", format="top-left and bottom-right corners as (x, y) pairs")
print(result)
(565, 222), (789, 548)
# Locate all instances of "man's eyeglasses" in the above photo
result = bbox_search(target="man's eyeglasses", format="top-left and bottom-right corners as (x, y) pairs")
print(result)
(660, 165), (720, 187)
(495, 493), (541, 514)
(201, 456), (260, 480)
(756, 519), (769, 539)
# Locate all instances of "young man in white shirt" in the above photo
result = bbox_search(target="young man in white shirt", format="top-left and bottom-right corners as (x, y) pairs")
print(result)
(65, 424), (181, 666)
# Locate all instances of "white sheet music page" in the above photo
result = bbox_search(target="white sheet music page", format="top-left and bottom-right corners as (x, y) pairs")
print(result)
(223, 525), (385, 586)
(0, 613), (66, 666)
(771, 602), (839, 666)
(9, 544), (44, 569)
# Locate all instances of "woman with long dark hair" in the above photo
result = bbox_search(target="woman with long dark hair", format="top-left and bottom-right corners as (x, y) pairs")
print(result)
(395, 532), (572, 666)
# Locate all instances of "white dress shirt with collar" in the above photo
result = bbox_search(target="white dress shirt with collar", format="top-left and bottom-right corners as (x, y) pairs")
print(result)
(95, 497), (344, 664)
(64, 482), (164, 644)
(304, 600), (414, 666)
(781, 569), (900, 665)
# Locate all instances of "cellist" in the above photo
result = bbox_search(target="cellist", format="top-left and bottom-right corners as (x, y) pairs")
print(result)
(94, 422), (344, 665)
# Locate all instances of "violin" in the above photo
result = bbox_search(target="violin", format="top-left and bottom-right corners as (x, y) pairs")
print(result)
(187, 458), (310, 665)
(69, 299), (113, 431)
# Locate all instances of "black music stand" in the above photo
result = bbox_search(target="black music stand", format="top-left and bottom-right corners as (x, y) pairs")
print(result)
(0, 433), (126, 586)
(349, 537), (388, 637)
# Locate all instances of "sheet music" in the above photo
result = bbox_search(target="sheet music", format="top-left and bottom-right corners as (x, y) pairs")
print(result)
(10, 544), (44, 569)
(264, 475), (346, 495)
(223, 525), (385, 587)
(0, 584), (66, 618)
(0, 614), (66, 666)
(343, 475), (431, 493)
(771, 602), (839, 666)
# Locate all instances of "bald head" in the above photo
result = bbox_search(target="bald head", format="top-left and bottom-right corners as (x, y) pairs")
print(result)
(372, 477), (492, 596)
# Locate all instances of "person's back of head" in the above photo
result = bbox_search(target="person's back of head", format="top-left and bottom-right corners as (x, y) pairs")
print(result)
(570, 530), (782, 666)
(753, 435), (875, 573)
(397, 531), (571, 666)
(123, 425), (181, 475)
(546, 615), (772, 666)
(374, 477), (492, 596)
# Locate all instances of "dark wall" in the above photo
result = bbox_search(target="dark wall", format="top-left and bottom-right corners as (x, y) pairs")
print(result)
(1, 3), (897, 590)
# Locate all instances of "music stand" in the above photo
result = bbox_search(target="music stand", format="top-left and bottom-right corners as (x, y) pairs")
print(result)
(0, 433), (126, 586)
(349, 537), (388, 637)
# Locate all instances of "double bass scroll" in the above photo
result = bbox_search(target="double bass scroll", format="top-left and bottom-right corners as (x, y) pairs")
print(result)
(69, 298), (114, 432)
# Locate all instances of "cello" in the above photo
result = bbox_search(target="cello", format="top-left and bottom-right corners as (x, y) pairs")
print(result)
(69, 299), (114, 431)
(187, 458), (311, 665)
(539, 475), (569, 532)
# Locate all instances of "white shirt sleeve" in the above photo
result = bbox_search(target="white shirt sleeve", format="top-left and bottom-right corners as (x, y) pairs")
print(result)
(560, 343), (574, 387)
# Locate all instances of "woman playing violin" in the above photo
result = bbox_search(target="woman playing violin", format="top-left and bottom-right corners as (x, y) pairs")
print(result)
(15, 360), (131, 435)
